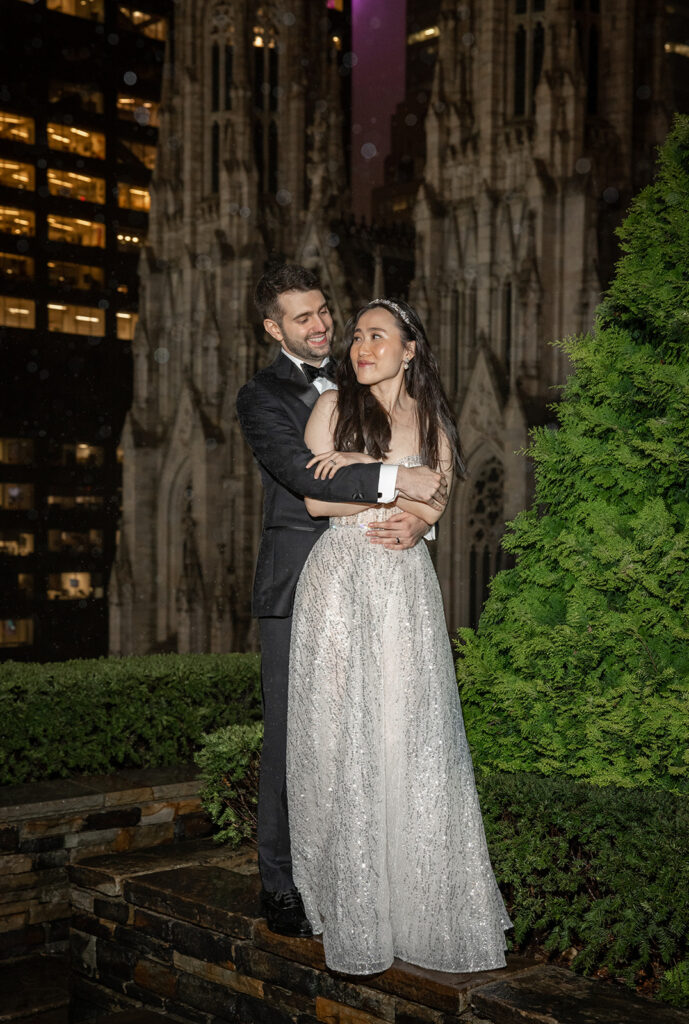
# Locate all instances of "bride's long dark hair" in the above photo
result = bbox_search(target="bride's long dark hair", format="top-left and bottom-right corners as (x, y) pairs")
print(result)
(334, 299), (465, 476)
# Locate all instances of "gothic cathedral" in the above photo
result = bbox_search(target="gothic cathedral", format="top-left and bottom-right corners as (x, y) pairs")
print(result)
(110, 0), (674, 653)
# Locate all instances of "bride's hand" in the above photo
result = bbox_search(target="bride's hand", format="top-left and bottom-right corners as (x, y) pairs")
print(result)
(307, 450), (377, 479)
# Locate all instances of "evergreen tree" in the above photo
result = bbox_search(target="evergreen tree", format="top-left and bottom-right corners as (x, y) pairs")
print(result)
(456, 116), (689, 793)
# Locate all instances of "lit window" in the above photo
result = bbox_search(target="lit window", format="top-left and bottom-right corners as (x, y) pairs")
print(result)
(0, 206), (35, 236)
(0, 483), (34, 509)
(0, 160), (35, 191)
(49, 80), (104, 114)
(407, 25), (440, 45)
(0, 253), (34, 282)
(326, 0), (344, 10)
(665, 41), (689, 58)
(46, 0), (104, 22)
(119, 139), (156, 171)
(0, 296), (35, 328)
(118, 183), (150, 211)
(47, 260), (104, 289)
(116, 232), (142, 250)
(48, 528), (103, 553)
(47, 123), (106, 159)
(0, 531), (34, 555)
(0, 438), (34, 464)
(75, 442), (104, 465)
(47, 571), (103, 599)
(116, 310), (139, 340)
(47, 169), (105, 203)
(17, 574), (34, 597)
(0, 618), (34, 648)
(48, 302), (105, 336)
(116, 95), (160, 127)
(119, 6), (167, 39)
(47, 215), (105, 247)
(47, 493), (104, 508)
(0, 112), (35, 144)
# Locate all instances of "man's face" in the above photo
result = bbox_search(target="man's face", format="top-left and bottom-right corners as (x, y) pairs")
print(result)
(264, 289), (334, 365)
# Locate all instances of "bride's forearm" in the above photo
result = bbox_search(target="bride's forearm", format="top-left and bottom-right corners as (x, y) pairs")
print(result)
(305, 497), (377, 518)
(395, 497), (440, 525)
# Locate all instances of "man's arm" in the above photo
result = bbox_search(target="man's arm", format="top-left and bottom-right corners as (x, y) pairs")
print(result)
(236, 379), (381, 503)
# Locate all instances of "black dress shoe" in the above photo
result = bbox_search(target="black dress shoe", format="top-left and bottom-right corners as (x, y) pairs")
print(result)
(260, 887), (313, 938)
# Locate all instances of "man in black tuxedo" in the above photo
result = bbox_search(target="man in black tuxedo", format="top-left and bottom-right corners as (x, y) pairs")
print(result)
(236, 264), (447, 937)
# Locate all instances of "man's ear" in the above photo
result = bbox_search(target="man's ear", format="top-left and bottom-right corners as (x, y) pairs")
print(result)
(264, 318), (283, 343)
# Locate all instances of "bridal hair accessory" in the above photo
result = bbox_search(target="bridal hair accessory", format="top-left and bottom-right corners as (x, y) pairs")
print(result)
(370, 298), (414, 329)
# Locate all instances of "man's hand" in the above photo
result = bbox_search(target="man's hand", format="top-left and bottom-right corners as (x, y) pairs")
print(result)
(396, 465), (448, 510)
(366, 511), (430, 550)
(306, 449), (377, 479)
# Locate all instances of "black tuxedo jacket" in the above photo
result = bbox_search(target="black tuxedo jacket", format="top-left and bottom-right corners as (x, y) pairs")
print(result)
(236, 349), (382, 618)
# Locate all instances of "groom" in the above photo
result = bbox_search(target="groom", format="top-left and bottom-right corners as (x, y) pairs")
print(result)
(236, 263), (447, 937)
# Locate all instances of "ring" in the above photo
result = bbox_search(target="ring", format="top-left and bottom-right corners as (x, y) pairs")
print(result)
(396, 537), (401, 544)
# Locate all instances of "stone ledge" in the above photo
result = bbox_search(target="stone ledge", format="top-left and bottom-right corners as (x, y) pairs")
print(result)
(68, 843), (689, 1024)
(0, 767), (200, 823)
(471, 963), (689, 1024)
(0, 767), (212, 963)
(0, 954), (69, 1022)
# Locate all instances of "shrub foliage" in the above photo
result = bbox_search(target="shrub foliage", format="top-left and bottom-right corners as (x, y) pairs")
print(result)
(0, 653), (261, 785)
(195, 722), (262, 846)
(456, 116), (689, 793)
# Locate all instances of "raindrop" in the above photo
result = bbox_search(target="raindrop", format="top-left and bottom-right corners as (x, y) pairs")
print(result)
(575, 157), (591, 174)
(462, 32), (474, 46)
(352, 123), (362, 135)
(108, 33), (119, 45)
(154, 347), (170, 364)
(405, 113), (418, 127)
(361, 142), (377, 160)
(282, 11), (296, 25)
(276, 189), (292, 206)
(636, 84), (651, 100)
(98, 299), (109, 309)
(370, 16), (381, 29)
(26, 362), (38, 373)
(228, 202), (239, 214)
(206, 438), (218, 451)
(603, 187), (619, 204)
(342, 52), (358, 69)
(239, 205), (251, 218)
(327, 233), (340, 248)
(123, 71), (137, 85)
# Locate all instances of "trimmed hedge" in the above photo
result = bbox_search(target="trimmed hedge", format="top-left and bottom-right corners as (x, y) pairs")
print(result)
(196, 723), (689, 1007)
(0, 653), (261, 785)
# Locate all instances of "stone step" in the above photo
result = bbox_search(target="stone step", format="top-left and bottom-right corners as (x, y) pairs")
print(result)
(93, 1013), (169, 1023)
(68, 841), (689, 1024)
(471, 963), (689, 1024)
(0, 955), (69, 1023)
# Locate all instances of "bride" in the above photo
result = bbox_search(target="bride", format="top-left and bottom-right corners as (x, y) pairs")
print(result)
(286, 298), (511, 975)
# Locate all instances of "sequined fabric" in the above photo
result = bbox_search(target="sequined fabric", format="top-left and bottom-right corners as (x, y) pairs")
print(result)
(287, 457), (512, 976)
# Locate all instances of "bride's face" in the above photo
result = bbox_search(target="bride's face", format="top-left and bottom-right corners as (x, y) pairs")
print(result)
(350, 308), (414, 386)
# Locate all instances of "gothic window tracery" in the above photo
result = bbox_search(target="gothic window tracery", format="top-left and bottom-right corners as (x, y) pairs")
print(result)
(467, 457), (507, 628)
(252, 12), (279, 196)
(511, 0), (546, 118)
(207, 6), (235, 194)
(574, 0), (601, 115)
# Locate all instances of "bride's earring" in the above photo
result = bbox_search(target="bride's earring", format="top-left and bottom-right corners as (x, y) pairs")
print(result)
(403, 358), (410, 371)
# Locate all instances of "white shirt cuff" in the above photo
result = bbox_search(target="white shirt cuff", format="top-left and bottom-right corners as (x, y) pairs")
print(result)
(377, 464), (398, 503)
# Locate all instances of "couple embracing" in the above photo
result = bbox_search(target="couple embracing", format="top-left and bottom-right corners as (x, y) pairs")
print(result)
(237, 263), (510, 976)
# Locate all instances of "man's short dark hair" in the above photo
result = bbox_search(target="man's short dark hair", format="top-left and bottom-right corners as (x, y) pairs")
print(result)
(254, 264), (322, 324)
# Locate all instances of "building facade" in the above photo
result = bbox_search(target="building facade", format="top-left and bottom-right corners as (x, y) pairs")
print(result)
(111, 0), (684, 655)
(109, 0), (354, 653)
(0, 0), (169, 660)
(410, 0), (676, 628)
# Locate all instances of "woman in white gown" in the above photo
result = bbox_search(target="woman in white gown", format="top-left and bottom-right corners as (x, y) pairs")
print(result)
(286, 299), (511, 975)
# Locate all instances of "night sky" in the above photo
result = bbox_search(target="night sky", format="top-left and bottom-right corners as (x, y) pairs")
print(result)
(351, 0), (407, 219)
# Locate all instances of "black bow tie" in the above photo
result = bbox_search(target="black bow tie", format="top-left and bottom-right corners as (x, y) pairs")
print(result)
(301, 362), (330, 383)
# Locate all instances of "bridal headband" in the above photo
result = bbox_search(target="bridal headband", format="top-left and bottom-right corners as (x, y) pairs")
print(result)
(368, 298), (414, 328)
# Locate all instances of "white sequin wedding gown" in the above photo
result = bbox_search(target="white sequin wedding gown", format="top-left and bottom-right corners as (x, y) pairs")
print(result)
(286, 458), (511, 975)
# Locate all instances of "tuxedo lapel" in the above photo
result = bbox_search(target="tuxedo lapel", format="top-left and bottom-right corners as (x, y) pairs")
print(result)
(271, 350), (322, 410)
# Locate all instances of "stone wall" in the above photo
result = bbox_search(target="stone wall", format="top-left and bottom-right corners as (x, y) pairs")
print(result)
(0, 766), (210, 962)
